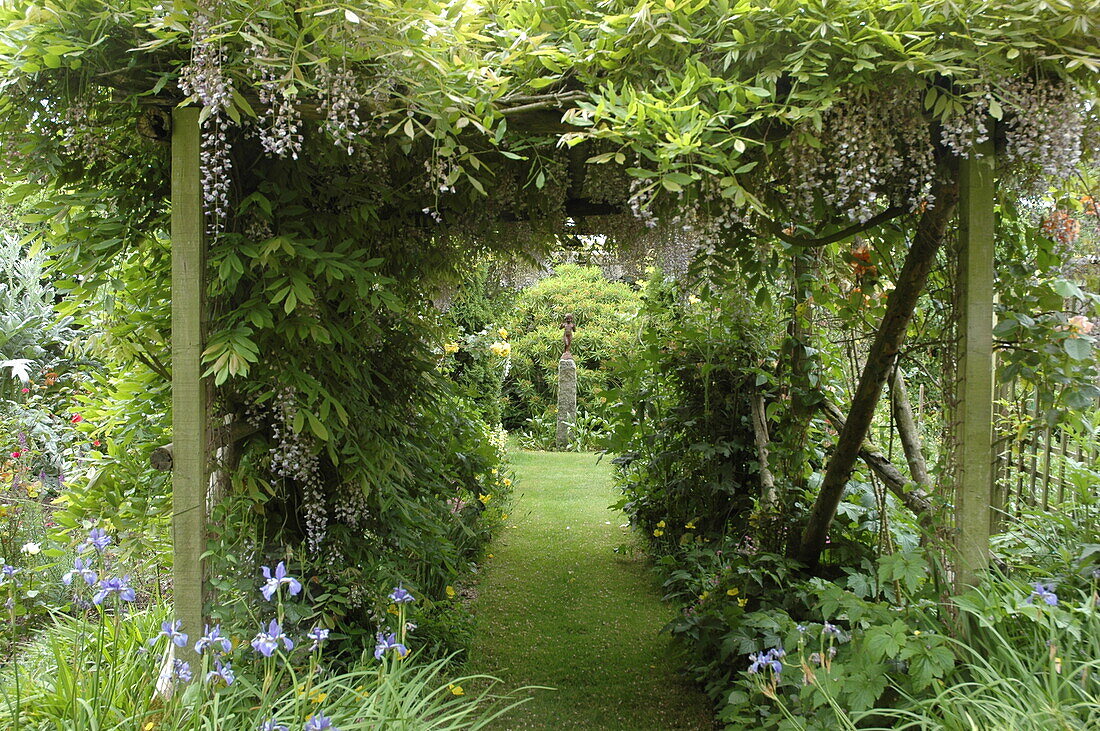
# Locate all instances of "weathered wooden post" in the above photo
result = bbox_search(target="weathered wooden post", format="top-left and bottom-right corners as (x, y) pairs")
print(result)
(171, 106), (207, 655)
(955, 135), (995, 591)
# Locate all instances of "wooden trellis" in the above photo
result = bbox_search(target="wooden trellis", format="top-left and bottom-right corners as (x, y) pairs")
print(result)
(165, 118), (1003, 624)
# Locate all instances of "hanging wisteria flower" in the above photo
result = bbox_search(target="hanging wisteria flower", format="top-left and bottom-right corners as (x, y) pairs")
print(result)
(304, 713), (337, 730)
(173, 659), (193, 683)
(62, 557), (98, 587)
(388, 584), (415, 604)
(206, 658), (235, 686)
(373, 632), (408, 660)
(195, 623), (233, 655)
(154, 619), (189, 648)
(307, 625), (330, 651)
(252, 618), (295, 657)
(92, 576), (136, 605)
(1027, 582), (1059, 606)
(261, 561), (303, 601)
(82, 527), (111, 553)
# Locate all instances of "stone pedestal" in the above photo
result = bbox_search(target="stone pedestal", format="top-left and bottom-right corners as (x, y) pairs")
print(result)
(556, 355), (577, 449)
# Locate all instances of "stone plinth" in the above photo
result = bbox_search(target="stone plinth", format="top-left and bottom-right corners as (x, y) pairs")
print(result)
(556, 355), (577, 449)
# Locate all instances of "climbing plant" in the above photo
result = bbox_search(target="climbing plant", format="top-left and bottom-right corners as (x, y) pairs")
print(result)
(1, 0), (1098, 639)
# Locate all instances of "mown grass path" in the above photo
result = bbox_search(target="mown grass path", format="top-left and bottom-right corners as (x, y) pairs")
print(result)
(466, 450), (714, 730)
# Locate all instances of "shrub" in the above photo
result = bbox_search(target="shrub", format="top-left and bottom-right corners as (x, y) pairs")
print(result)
(502, 264), (641, 430)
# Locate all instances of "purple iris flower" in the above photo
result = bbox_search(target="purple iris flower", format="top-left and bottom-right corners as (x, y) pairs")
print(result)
(260, 561), (302, 601)
(260, 720), (288, 731)
(1027, 582), (1059, 606)
(173, 659), (192, 682)
(62, 557), (98, 587)
(92, 576), (136, 605)
(373, 631), (408, 660)
(747, 647), (784, 675)
(154, 619), (189, 647)
(206, 658), (234, 685)
(304, 713), (337, 730)
(195, 624), (232, 655)
(252, 618), (294, 657)
(307, 626), (330, 651)
(388, 584), (415, 604)
(0, 565), (20, 586)
(82, 527), (112, 553)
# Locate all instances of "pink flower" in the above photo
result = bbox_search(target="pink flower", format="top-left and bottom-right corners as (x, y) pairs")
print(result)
(70, 414), (83, 423)
(20, 388), (29, 394)
(1068, 315), (1094, 335)
(11, 451), (21, 459)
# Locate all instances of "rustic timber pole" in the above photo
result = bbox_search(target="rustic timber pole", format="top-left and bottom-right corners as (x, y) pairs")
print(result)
(954, 136), (995, 591)
(171, 106), (207, 658)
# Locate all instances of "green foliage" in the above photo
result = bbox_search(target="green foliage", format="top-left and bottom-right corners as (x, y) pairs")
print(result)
(607, 271), (775, 539)
(503, 264), (641, 429)
(442, 265), (517, 426)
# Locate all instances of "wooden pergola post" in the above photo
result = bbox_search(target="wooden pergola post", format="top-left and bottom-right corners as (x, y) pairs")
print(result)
(955, 136), (996, 591)
(171, 107), (207, 654)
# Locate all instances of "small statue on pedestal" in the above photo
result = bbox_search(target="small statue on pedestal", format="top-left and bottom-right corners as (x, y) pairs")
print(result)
(560, 313), (576, 359)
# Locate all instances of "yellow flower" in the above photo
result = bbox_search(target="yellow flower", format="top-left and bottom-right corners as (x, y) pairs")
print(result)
(491, 468), (498, 475)
(478, 493), (491, 505)
(653, 529), (664, 537)
(446, 585), (456, 598)
(685, 521), (696, 530)
(310, 690), (328, 704)
(698, 591), (709, 602)
(487, 553), (494, 559)
(497, 327), (509, 339)
(443, 342), (459, 354)
(449, 683), (465, 696)
(502, 478), (512, 487)
(687, 295), (701, 305)
(387, 604), (399, 615)
(489, 341), (511, 358)
(656, 520), (666, 528)
(726, 587), (739, 597)
(737, 597), (748, 607)
(143, 723), (156, 731)
(501, 513), (509, 520)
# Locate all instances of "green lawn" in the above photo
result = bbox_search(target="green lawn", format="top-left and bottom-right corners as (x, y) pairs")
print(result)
(466, 450), (714, 730)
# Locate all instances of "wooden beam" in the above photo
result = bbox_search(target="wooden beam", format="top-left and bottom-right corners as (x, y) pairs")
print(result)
(171, 106), (207, 657)
(955, 136), (996, 590)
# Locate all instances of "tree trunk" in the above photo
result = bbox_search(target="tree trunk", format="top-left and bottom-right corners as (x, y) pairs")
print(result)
(750, 388), (777, 507)
(820, 399), (936, 531)
(890, 365), (931, 488)
(797, 171), (960, 566)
